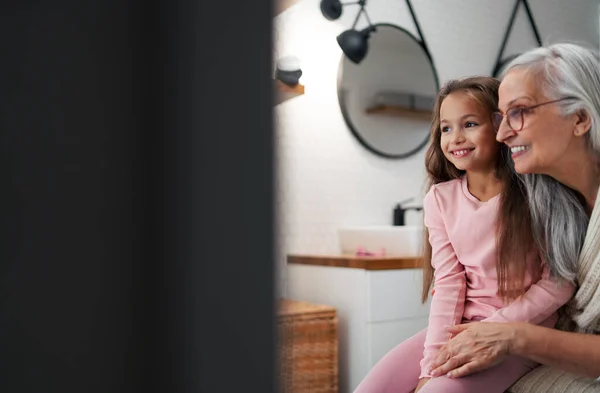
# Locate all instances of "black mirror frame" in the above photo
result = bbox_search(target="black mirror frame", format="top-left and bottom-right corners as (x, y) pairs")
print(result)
(336, 0), (440, 160)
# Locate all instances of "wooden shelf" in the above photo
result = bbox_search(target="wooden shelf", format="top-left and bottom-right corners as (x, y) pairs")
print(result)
(274, 80), (304, 105)
(288, 254), (423, 271)
(275, 0), (302, 16)
(365, 104), (432, 122)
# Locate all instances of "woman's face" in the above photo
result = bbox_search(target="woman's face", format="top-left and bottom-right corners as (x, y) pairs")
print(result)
(496, 69), (579, 175)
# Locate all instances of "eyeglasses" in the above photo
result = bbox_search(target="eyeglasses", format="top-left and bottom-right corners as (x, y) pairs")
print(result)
(493, 97), (578, 132)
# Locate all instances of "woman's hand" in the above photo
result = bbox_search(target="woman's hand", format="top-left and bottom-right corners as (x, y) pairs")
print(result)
(414, 377), (430, 393)
(428, 322), (519, 378)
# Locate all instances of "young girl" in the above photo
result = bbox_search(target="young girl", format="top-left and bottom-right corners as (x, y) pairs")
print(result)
(353, 76), (575, 393)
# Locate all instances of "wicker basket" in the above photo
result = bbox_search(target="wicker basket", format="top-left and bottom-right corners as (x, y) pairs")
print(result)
(277, 299), (339, 393)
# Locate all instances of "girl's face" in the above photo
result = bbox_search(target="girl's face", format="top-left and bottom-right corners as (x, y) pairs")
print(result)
(439, 92), (500, 173)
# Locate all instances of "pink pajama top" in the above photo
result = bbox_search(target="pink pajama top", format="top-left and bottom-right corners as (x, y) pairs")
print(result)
(419, 177), (575, 378)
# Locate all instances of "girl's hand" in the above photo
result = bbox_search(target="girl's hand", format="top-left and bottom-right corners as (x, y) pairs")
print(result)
(414, 377), (430, 393)
(428, 322), (518, 378)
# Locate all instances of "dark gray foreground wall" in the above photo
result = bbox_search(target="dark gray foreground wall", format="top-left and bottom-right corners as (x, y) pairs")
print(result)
(0, 1), (274, 392)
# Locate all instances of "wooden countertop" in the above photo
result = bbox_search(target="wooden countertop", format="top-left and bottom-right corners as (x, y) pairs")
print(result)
(287, 254), (423, 270)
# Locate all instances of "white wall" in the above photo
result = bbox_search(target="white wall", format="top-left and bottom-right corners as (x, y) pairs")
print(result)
(274, 0), (600, 295)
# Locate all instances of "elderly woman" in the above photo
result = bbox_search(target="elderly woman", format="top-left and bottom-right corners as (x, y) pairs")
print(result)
(428, 43), (600, 392)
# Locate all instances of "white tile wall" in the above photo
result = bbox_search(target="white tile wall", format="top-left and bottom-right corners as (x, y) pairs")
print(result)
(274, 0), (600, 295)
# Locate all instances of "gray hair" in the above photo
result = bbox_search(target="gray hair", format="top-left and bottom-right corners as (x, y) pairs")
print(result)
(500, 43), (600, 282)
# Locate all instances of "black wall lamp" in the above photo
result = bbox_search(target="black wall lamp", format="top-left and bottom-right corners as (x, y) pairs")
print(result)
(320, 0), (432, 67)
(320, 0), (377, 64)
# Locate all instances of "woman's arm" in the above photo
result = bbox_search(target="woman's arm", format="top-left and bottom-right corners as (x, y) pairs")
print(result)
(513, 322), (600, 378)
(428, 322), (600, 379)
(419, 188), (467, 378)
(482, 262), (575, 324)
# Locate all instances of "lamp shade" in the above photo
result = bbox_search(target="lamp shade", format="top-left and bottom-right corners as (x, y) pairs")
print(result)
(337, 27), (374, 64)
(320, 0), (342, 20)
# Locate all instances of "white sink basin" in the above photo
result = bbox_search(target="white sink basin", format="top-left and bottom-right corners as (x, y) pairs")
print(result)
(338, 226), (423, 257)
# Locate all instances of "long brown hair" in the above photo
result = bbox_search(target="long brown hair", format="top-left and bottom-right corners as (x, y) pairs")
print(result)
(420, 76), (535, 303)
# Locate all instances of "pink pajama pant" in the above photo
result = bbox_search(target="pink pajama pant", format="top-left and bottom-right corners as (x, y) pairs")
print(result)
(353, 328), (539, 393)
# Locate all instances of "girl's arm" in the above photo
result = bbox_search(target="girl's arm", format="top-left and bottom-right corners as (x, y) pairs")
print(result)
(482, 261), (575, 324)
(419, 188), (467, 378)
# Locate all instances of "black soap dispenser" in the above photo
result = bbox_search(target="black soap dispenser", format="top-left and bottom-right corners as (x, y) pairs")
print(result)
(393, 204), (404, 226)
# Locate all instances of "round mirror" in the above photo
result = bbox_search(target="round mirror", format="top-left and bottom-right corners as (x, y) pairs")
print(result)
(337, 23), (440, 159)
